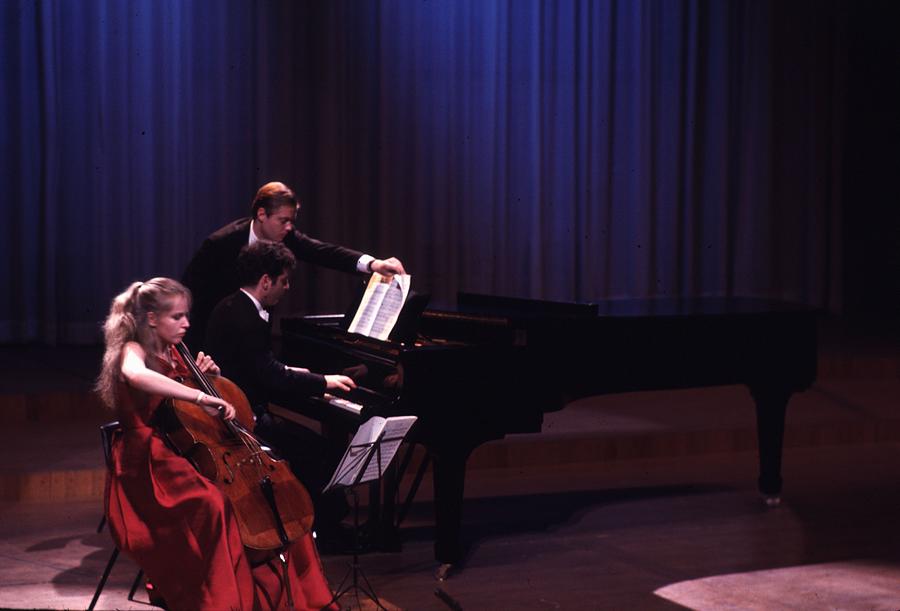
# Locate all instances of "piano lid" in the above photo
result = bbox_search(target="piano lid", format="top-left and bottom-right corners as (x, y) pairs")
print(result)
(457, 292), (819, 319)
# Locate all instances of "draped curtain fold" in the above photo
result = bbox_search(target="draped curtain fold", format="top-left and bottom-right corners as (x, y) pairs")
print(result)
(1, 0), (845, 343)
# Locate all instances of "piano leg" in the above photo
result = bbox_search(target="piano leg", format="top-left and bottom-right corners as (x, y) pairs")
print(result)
(750, 384), (793, 499)
(431, 446), (472, 566)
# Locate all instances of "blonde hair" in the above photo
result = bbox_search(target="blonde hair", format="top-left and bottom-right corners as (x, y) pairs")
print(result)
(95, 278), (191, 408)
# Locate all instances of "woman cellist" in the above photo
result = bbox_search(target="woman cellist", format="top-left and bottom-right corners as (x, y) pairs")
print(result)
(95, 277), (336, 610)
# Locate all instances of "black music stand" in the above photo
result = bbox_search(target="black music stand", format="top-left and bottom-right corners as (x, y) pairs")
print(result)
(324, 418), (415, 610)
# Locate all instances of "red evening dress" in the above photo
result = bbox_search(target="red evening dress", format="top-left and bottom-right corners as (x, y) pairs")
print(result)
(104, 347), (336, 610)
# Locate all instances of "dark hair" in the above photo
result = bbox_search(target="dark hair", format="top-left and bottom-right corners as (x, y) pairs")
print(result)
(250, 181), (298, 217)
(237, 241), (297, 287)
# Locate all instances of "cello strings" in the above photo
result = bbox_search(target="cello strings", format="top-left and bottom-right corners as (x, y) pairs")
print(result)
(177, 342), (262, 464)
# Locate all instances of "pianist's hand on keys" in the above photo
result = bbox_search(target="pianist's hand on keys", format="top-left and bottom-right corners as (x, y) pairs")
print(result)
(325, 374), (356, 392)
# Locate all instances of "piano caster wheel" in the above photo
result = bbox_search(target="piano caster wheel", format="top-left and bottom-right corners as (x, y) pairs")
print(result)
(763, 494), (782, 508)
(434, 563), (455, 582)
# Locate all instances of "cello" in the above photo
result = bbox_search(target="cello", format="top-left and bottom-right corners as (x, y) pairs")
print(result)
(153, 341), (315, 553)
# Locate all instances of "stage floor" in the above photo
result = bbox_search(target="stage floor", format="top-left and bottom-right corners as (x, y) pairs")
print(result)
(1, 444), (898, 610)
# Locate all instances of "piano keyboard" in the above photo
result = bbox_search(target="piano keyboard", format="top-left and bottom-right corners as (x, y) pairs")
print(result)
(324, 394), (364, 415)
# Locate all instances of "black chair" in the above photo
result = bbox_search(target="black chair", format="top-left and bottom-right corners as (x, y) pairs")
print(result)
(88, 421), (146, 611)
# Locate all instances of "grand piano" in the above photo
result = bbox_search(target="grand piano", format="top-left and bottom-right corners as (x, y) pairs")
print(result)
(279, 292), (818, 565)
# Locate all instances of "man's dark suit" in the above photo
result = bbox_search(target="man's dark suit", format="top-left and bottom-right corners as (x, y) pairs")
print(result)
(183, 218), (363, 351)
(206, 290), (347, 529)
(204, 290), (326, 414)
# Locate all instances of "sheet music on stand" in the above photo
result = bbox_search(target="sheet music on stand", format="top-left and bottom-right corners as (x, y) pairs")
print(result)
(323, 415), (418, 493)
(347, 273), (412, 340)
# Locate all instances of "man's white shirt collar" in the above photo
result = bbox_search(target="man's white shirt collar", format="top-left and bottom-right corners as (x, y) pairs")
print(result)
(240, 289), (269, 322)
(248, 221), (260, 245)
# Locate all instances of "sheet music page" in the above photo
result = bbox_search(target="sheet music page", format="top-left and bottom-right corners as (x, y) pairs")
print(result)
(360, 415), (417, 483)
(355, 415), (386, 446)
(323, 416), (386, 491)
(347, 273), (411, 340)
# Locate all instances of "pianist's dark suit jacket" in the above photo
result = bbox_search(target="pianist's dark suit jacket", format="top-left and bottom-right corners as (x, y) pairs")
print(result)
(205, 290), (327, 415)
(183, 218), (364, 351)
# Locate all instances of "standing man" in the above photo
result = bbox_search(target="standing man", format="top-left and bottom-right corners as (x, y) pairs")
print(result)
(183, 181), (406, 351)
(205, 241), (357, 543)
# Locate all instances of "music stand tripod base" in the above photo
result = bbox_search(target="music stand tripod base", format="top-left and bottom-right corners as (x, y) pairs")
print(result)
(327, 487), (387, 611)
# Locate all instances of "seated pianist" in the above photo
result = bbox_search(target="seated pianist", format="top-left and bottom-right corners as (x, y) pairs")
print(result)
(205, 240), (358, 545)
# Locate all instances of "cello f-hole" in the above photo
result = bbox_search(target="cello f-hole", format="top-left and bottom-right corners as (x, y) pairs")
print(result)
(221, 451), (236, 484)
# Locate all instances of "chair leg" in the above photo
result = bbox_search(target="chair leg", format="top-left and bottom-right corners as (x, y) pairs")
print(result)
(127, 568), (145, 601)
(88, 547), (119, 611)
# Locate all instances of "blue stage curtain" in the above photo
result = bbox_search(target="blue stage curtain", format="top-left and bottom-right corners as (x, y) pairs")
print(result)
(1, 0), (845, 343)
